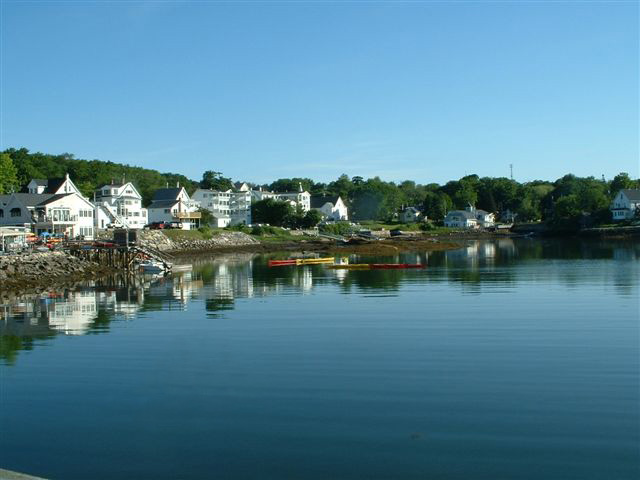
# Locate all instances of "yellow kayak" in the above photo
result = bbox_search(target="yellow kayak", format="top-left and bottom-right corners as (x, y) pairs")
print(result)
(296, 257), (335, 265)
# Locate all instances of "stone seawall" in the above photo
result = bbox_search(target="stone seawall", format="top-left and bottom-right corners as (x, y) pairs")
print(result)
(0, 252), (111, 295)
(139, 231), (259, 253)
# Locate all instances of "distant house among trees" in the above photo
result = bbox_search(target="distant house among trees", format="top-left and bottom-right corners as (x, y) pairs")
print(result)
(399, 206), (423, 223)
(310, 195), (348, 221)
(610, 189), (640, 221)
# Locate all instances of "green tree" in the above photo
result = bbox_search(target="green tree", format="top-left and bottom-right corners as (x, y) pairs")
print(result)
(422, 191), (452, 221)
(200, 170), (233, 191)
(0, 153), (19, 193)
(251, 198), (294, 227)
(610, 172), (636, 196)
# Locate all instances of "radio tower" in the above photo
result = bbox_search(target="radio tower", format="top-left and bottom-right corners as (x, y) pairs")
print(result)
(510, 164), (513, 180)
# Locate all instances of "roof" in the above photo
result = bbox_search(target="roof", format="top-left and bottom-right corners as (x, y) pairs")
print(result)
(403, 206), (421, 213)
(36, 194), (73, 206)
(445, 210), (476, 220)
(475, 209), (491, 216)
(152, 188), (183, 201)
(311, 195), (339, 208)
(30, 179), (48, 186)
(148, 199), (179, 209)
(43, 178), (66, 194)
(0, 194), (11, 205)
(621, 189), (640, 201)
(9, 193), (56, 207)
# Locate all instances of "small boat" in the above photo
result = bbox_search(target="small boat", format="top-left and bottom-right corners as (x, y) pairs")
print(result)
(268, 257), (334, 267)
(139, 260), (171, 273)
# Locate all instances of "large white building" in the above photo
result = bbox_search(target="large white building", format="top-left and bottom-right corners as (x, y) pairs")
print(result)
(147, 186), (201, 230)
(0, 174), (96, 239)
(192, 189), (252, 227)
(610, 189), (640, 221)
(251, 183), (311, 212)
(93, 181), (148, 229)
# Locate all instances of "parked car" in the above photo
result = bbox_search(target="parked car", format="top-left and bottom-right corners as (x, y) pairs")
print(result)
(148, 222), (166, 230)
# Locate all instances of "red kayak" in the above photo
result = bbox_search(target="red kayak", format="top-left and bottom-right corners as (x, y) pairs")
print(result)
(268, 259), (297, 266)
(369, 264), (425, 269)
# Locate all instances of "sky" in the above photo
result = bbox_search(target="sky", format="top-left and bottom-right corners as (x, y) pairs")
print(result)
(1, 0), (638, 185)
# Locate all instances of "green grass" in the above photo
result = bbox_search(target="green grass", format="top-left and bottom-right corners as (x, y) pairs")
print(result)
(162, 227), (223, 241)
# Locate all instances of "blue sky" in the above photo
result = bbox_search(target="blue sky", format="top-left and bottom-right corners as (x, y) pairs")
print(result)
(1, 1), (638, 185)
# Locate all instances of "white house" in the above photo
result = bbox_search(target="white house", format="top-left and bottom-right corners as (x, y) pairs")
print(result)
(399, 206), (423, 223)
(444, 204), (495, 229)
(1, 174), (96, 239)
(192, 189), (252, 227)
(310, 195), (348, 221)
(147, 186), (201, 230)
(0, 192), (96, 239)
(443, 210), (478, 228)
(473, 208), (495, 228)
(93, 180), (148, 229)
(251, 183), (311, 212)
(610, 189), (640, 221)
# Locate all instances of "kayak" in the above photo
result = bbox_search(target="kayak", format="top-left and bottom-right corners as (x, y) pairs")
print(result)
(269, 257), (335, 267)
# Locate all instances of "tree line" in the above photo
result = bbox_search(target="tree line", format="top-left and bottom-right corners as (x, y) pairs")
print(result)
(2, 148), (638, 228)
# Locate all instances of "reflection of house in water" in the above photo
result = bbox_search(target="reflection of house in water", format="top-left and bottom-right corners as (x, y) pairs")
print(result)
(47, 290), (98, 335)
(145, 270), (204, 308)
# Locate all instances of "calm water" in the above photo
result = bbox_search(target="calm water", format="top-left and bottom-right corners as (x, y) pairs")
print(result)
(1, 238), (638, 480)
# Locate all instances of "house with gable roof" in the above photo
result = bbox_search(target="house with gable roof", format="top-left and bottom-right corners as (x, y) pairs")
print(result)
(310, 195), (348, 221)
(443, 204), (496, 229)
(147, 186), (201, 229)
(1, 174), (96, 238)
(93, 180), (148, 229)
(610, 189), (640, 221)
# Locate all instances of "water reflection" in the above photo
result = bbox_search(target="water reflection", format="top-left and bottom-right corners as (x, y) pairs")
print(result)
(1, 238), (637, 364)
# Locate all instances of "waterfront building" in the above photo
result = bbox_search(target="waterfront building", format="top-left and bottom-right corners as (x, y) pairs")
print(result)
(610, 189), (640, 221)
(147, 186), (201, 229)
(310, 195), (349, 221)
(93, 180), (148, 229)
(192, 189), (252, 227)
(0, 174), (96, 239)
(444, 204), (495, 229)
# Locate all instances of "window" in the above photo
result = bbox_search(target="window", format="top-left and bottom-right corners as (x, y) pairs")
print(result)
(164, 209), (170, 214)
(10, 208), (21, 217)
(0, 209), (3, 218)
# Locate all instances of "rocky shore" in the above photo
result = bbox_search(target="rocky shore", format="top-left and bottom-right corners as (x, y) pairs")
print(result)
(0, 251), (115, 298)
(139, 230), (260, 253)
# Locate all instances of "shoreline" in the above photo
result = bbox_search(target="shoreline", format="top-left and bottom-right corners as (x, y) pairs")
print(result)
(1, 236), (463, 298)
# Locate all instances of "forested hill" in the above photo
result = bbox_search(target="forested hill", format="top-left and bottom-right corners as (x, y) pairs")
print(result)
(3, 147), (199, 206)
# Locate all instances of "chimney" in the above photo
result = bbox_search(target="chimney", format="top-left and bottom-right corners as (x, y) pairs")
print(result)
(122, 174), (125, 184)
(166, 182), (169, 188)
(176, 181), (180, 188)
(298, 182), (303, 192)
